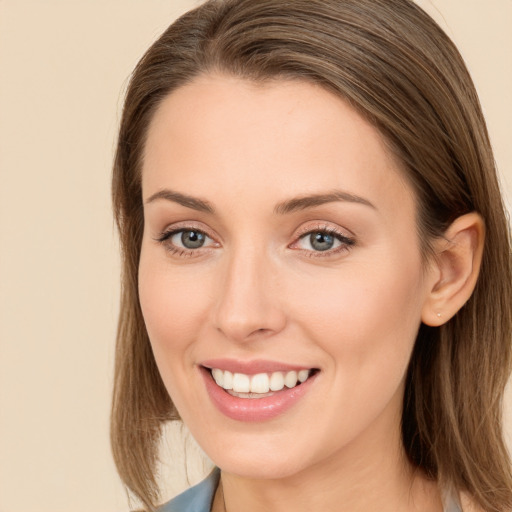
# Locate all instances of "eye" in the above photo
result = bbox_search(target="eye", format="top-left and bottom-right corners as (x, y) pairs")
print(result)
(155, 227), (217, 255)
(303, 232), (339, 251)
(170, 229), (211, 249)
(292, 226), (355, 255)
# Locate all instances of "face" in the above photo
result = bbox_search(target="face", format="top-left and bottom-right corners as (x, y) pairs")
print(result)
(139, 74), (435, 480)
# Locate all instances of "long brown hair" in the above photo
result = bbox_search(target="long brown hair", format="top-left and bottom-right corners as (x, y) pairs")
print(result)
(111, 1), (512, 510)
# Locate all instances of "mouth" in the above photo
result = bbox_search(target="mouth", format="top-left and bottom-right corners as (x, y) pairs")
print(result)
(199, 362), (320, 421)
(207, 367), (319, 398)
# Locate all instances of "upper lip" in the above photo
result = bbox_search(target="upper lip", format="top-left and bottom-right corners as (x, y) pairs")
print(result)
(200, 358), (315, 375)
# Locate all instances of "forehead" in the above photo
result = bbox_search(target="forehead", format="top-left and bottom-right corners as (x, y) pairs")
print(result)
(142, 74), (414, 217)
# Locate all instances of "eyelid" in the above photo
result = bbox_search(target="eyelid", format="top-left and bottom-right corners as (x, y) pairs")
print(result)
(294, 222), (355, 240)
(153, 221), (221, 257)
(154, 221), (218, 242)
(159, 229), (216, 246)
(289, 222), (356, 256)
(152, 220), (355, 258)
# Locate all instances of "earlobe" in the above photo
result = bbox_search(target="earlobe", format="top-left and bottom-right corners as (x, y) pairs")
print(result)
(421, 212), (485, 327)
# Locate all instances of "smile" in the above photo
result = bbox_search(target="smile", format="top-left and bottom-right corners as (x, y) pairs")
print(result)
(210, 368), (312, 397)
(200, 362), (320, 422)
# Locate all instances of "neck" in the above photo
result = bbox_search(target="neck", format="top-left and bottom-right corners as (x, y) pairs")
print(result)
(213, 411), (442, 512)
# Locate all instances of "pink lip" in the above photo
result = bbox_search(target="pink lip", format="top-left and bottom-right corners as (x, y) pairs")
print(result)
(201, 358), (311, 375)
(199, 365), (319, 422)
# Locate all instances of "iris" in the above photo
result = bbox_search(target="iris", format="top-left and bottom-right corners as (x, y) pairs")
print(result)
(310, 232), (335, 251)
(181, 230), (206, 249)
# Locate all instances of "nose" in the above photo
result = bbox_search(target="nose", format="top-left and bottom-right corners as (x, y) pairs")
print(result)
(213, 247), (287, 343)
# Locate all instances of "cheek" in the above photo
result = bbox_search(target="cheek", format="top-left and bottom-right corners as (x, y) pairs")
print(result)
(280, 257), (425, 446)
(291, 261), (423, 338)
(287, 253), (426, 387)
(138, 251), (212, 372)
(138, 253), (218, 423)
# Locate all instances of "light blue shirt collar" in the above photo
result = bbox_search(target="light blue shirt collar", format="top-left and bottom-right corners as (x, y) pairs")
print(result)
(159, 468), (462, 512)
(159, 468), (220, 512)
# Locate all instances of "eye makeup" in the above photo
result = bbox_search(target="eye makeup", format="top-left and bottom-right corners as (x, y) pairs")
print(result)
(153, 221), (356, 260)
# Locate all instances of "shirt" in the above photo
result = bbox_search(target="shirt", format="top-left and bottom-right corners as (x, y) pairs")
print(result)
(159, 469), (220, 512)
(158, 468), (463, 512)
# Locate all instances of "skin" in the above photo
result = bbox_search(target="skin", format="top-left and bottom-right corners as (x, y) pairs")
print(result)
(138, 74), (477, 511)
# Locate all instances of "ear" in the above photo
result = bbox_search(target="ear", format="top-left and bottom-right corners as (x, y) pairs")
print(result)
(422, 212), (485, 326)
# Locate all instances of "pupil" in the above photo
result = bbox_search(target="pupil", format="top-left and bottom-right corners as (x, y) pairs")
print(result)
(181, 231), (205, 249)
(310, 232), (334, 251)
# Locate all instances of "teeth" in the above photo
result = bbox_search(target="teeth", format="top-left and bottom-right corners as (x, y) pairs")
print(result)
(222, 370), (233, 390)
(228, 390), (274, 399)
(212, 368), (224, 387)
(269, 372), (285, 391)
(232, 373), (250, 393)
(298, 369), (309, 382)
(210, 368), (313, 395)
(285, 371), (298, 388)
(250, 373), (270, 393)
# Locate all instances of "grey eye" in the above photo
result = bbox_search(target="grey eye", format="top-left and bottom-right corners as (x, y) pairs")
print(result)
(309, 232), (336, 251)
(172, 230), (209, 249)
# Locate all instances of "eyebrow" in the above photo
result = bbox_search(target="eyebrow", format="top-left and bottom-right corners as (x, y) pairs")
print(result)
(145, 189), (214, 213)
(144, 188), (375, 215)
(274, 190), (376, 215)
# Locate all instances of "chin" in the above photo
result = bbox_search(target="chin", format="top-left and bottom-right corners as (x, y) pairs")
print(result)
(194, 428), (322, 481)
(215, 454), (309, 481)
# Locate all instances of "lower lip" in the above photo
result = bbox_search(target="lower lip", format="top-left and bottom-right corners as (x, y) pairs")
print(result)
(200, 367), (318, 422)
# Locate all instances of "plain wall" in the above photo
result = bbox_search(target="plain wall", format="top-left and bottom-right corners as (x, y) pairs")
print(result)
(0, 1), (510, 511)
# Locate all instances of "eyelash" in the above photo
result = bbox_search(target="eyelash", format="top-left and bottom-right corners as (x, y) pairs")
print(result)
(154, 226), (217, 257)
(154, 224), (356, 259)
(292, 225), (355, 258)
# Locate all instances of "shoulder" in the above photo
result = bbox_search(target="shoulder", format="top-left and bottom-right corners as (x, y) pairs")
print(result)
(459, 492), (486, 512)
(158, 468), (220, 512)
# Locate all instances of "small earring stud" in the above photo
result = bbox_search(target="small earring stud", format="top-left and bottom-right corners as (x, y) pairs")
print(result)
(436, 312), (441, 318)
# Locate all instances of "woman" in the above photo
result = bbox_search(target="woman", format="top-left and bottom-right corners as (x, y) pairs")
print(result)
(111, 1), (512, 511)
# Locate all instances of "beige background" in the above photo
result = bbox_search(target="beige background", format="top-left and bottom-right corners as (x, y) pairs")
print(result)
(0, 1), (510, 511)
